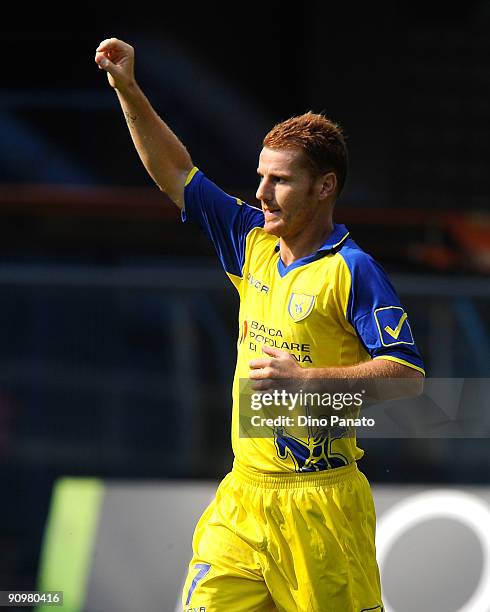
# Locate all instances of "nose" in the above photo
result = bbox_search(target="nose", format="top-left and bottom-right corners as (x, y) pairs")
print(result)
(256, 177), (271, 204)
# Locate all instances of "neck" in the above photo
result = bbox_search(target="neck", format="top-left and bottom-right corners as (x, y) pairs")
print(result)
(279, 218), (334, 266)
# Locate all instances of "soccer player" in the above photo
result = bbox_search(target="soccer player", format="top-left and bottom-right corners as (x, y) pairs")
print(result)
(95, 38), (424, 611)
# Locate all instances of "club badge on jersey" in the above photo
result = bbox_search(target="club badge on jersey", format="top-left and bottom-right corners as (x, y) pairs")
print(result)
(287, 292), (316, 322)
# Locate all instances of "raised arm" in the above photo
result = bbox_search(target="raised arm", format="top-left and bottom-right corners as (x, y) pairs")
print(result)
(95, 38), (194, 209)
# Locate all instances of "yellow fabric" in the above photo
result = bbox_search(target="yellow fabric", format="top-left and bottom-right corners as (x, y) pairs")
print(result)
(184, 166), (199, 186)
(230, 227), (367, 474)
(182, 461), (383, 611)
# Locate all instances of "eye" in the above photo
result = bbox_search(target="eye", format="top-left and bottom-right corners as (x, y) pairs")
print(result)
(256, 174), (286, 185)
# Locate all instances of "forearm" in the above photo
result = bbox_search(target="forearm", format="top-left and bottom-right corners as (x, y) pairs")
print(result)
(303, 358), (421, 380)
(115, 82), (193, 208)
(301, 358), (424, 399)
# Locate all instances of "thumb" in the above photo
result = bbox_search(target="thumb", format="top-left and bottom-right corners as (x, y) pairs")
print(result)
(96, 55), (116, 74)
(95, 54), (123, 90)
(261, 345), (284, 358)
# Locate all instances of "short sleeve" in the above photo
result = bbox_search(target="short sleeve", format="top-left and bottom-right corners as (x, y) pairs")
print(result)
(182, 168), (264, 278)
(339, 244), (425, 374)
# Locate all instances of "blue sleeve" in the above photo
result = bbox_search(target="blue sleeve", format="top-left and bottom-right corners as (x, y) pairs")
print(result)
(181, 168), (264, 277)
(340, 243), (425, 373)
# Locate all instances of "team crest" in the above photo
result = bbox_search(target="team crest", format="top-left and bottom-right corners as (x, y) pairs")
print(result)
(374, 306), (414, 346)
(288, 292), (315, 322)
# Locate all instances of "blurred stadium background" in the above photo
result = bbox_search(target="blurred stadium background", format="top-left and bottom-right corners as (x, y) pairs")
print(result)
(0, 4), (489, 611)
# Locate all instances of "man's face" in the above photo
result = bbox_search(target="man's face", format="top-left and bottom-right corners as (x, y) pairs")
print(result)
(256, 147), (330, 239)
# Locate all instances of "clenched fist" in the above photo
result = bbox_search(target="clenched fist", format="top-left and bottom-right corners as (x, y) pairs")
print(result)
(95, 38), (136, 92)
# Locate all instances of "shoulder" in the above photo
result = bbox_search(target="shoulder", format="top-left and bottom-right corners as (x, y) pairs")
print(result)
(338, 238), (379, 269)
(336, 238), (382, 276)
(183, 167), (264, 233)
(185, 168), (264, 218)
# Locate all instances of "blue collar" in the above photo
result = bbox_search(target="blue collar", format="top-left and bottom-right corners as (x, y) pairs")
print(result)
(274, 223), (350, 254)
(274, 223), (350, 277)
(317, 223), (350, 251)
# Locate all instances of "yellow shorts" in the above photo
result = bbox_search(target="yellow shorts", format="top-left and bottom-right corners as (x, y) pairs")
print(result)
(182, 461), (383, 612)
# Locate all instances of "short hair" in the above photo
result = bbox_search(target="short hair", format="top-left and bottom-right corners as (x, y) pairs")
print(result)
(263, 111), (348, 196)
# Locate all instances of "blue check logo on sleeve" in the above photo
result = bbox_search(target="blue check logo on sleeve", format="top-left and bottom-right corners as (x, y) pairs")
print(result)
(374, 306), (414, 346)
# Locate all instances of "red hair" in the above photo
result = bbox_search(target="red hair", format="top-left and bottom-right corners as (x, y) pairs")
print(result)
(263, 111), (348, 195)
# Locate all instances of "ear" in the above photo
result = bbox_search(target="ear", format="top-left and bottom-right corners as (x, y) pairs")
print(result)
(319, 172), (337, 200)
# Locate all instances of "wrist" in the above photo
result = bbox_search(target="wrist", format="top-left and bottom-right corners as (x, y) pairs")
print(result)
(115, 79), (139, 97)
(300, 367), (337, 393)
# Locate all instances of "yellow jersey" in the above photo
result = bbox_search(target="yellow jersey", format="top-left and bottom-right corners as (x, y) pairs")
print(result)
(183, 168), (424, 474)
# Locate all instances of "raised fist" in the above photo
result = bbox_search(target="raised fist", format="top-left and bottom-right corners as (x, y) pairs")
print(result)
(95, 38), (135, 92)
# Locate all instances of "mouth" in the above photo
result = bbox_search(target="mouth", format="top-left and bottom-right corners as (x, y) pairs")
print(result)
(263, 207), (281, 221)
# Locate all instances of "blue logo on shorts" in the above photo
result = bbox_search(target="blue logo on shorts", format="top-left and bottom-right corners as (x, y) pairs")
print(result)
(274, 417), (348, 471)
